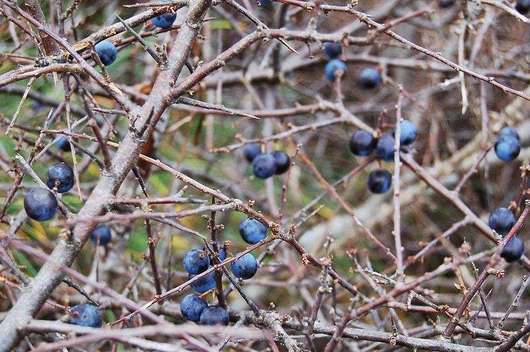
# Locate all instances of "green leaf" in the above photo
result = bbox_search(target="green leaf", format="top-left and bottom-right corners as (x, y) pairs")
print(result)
(104, 309), (116, 323)
(0, 136), (16, 157)
(127, 229), (148, 253)
(210, 19), (232, 30)
(12, 250), (37, 277)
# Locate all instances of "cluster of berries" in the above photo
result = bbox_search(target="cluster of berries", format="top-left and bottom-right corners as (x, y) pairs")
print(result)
(488, 207), (524, 263)
(23, 162), (74, 221)
(489, 207), (525, 262)
(23, 158), (112, 246)
(243, 143), (290, 179)
(350, 120), (418, 194)
(322, 42), (382, 89)
(92, 12), (177, 67)
(179, 217), (268, 325)
(65, 218), (268, 328)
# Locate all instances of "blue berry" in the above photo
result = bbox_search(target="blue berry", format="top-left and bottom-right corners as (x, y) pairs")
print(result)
(95, 40), (117, 66)
(375, 133), (395, 162)
(272, 151), (290, 175)
(91, 224), (112, 246)
(69, 304), (102, 328)
(47, 163), (74, 193)
(439, 0), (455, 8)
(208, 247), (226, 262)
(243, 143), (262, 162)
(252, 154), (277, 179)
(190, 271), (216, 293)
(183, 249), (210, 275)
(55, 136), (71, 151)
(240, 218), (268, 244)
(349, 130), (376, 156)
(323, 42), (342, 60)
(499, 127), (520, 141)
(516, 0), (530, 14)
(359, 68), (382, 89)
(501, 236), (524, 263)
(488, 207), (516, 234)
(231, 253), (258, 280)
(24, 188), (58, 221)
(324, 59), (347, 81)
(368, 169), (392, 194)
(151, 12), (177, 29)
(398, 120), (417, 146)
(199, 306), (229, 325)
(218, 247), (227, 261)
(180, 294), (208, 322)
(494, 136), (520, 162)
(257, 0), (272, 8)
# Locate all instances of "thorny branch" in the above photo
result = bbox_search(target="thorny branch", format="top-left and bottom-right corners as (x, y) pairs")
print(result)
(0, 0), (529, 351)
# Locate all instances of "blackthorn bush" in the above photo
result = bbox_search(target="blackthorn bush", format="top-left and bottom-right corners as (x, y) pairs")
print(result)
(2, 1), (529, 351)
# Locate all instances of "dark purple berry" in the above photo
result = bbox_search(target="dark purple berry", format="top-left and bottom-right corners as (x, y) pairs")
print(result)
(323, 42), (342, 60)
(367, 169), (392, 194)
(359, 68), (382, 89)
(495, 136), (520, 162)
(272, 151), (290, 174)
(231, 253), (258, 280)
(488, 207), (516, 234)
(325, 59), (347, 81)
(47, 163), (74, 193)
(243, 143), (262, 162)
(439, 0), (455, 8)
(55, 136), (71, 151)
(24, 188), (58, 221)
(501, 236), (524, 263)
(240, 218), (268, 244)
(151, 12), (177, 29)
(183, 249), (210, 275)
(91, 224), (112, 246)
(349, 130), (376, 156)
(95, 40), (117, 66)
(516, 0), (530, 14)
(69, 304), (102, 328)
(180, 294), (208, 322)
(252, 154), (277, 179)
(199, 306), (229, 325)
(375, 133), (395, 162)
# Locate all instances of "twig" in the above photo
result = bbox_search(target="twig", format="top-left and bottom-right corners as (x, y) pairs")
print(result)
(393, 90), (404, 276)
